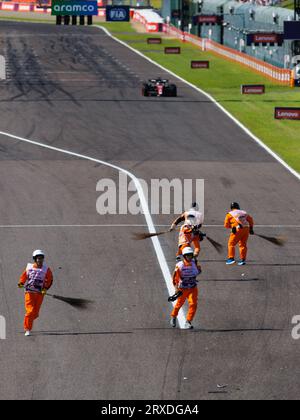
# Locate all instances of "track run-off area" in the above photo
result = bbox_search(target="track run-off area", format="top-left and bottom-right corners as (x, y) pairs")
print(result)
(0, 21), (300, 400)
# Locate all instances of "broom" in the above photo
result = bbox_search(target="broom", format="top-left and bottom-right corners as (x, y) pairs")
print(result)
(132, 230), (170, 240)
(45, 293), (93, 310)
(206, 236), (224, 254)
(133, 230), (224, 253)
(255, 233), (286, 247)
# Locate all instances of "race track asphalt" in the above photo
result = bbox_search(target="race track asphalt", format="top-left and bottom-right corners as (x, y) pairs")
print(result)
(0, 21), (300, 400)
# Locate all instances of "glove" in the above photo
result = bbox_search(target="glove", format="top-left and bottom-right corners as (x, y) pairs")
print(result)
(250, 228), (254, 235)
(192, 225), (201, 234)
(198, 231), (206, 241)
(18, 283), (24, 289)
(232, 227), (237, 234)
(168, 290), (183, 302)
(41, 288), (47, 295)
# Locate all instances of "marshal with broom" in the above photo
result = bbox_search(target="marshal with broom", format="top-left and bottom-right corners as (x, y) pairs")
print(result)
(18, 249), (93, 337)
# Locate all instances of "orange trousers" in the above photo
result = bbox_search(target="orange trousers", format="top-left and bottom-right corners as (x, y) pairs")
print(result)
(24, 292), (44, 331)
(177, 238), (201, 257)
(228, 228), (250, 260)
(171, 287), (198, 322)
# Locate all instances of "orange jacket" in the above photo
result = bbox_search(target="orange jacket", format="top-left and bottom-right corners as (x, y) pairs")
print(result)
(19, 263), (53, 290)
(224, 212), (254, 229)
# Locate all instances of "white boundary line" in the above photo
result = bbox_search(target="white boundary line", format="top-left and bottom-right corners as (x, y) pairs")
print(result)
(0, 55), (6, 80)
(97, 25), (300, 182)
(0, 129), (186, 329)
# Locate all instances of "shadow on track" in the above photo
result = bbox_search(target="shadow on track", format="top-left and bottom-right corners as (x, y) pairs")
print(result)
(133, 327), (284, 333)
(203, 278), (261, 282)
(26, 330), (133, 336)
(251, 263), (300, 267)
(192, 328), (284, 333)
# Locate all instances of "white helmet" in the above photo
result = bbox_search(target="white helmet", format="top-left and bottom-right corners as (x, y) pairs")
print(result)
(32, 249), (45, 258)
(182, 247), (194, 257)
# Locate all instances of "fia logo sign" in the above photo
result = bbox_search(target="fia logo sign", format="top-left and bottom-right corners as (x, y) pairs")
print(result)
(110, 9), (126, 20)
(0, 315), (6, 340)
(106, 6), (130, 22)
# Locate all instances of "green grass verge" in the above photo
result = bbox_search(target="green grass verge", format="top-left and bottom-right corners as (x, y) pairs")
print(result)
(280, 0), (294, 10)
(99, 22), (300, 173)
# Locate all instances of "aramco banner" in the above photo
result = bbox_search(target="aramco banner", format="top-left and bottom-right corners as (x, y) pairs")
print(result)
(51, 1), (98, 16)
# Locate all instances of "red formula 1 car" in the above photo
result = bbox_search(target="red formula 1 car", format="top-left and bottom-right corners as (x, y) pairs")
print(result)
(142, 78), (177, 97)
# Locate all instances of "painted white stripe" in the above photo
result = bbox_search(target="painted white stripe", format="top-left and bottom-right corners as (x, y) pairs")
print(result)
(98, 26), (300, 182)
(0, 129), (186, 329)
(0, 225), (150, 228)
(0, 55), (6, 80)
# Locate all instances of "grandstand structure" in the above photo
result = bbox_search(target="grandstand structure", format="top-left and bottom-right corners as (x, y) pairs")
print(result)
(238, 0), (281, 5)
(161, 0), (300, 69)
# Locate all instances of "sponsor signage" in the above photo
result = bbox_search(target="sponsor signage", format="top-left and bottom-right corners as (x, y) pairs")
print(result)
(284, 21), (300, 40)
(106, 5), (130, 22)
(165, 47), (181, 54)
(147, 38), (162, 45)
(241, 84), (265, 94)
(191, 60), (209, 69)
(253, 34), (282, 43)
(193, 15), (220, 25)
(275, 107), (300, 120)
(146, 24), (162, 32)
(1, 3), (15, 10)
(51, 1), (98, 16)
(247, 33), (283, 45)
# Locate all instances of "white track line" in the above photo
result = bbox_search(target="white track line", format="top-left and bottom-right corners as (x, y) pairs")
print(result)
(98, 25), (300, 182)
(0, 55), (6, 80)
(0, 130), (186, 329)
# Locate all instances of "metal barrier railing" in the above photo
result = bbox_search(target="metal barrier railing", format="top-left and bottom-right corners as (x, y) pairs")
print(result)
(163, 24), (292, 84)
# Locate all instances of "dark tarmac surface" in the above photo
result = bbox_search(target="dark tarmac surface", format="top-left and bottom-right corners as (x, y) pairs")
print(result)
(0, 21), (300, 400)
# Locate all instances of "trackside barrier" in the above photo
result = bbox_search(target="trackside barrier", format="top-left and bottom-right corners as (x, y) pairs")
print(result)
(162, 24), (292, 85)
(206, 38), (291, 84)
(132, 10), (163, 33)
(163, 24), (187, 42)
